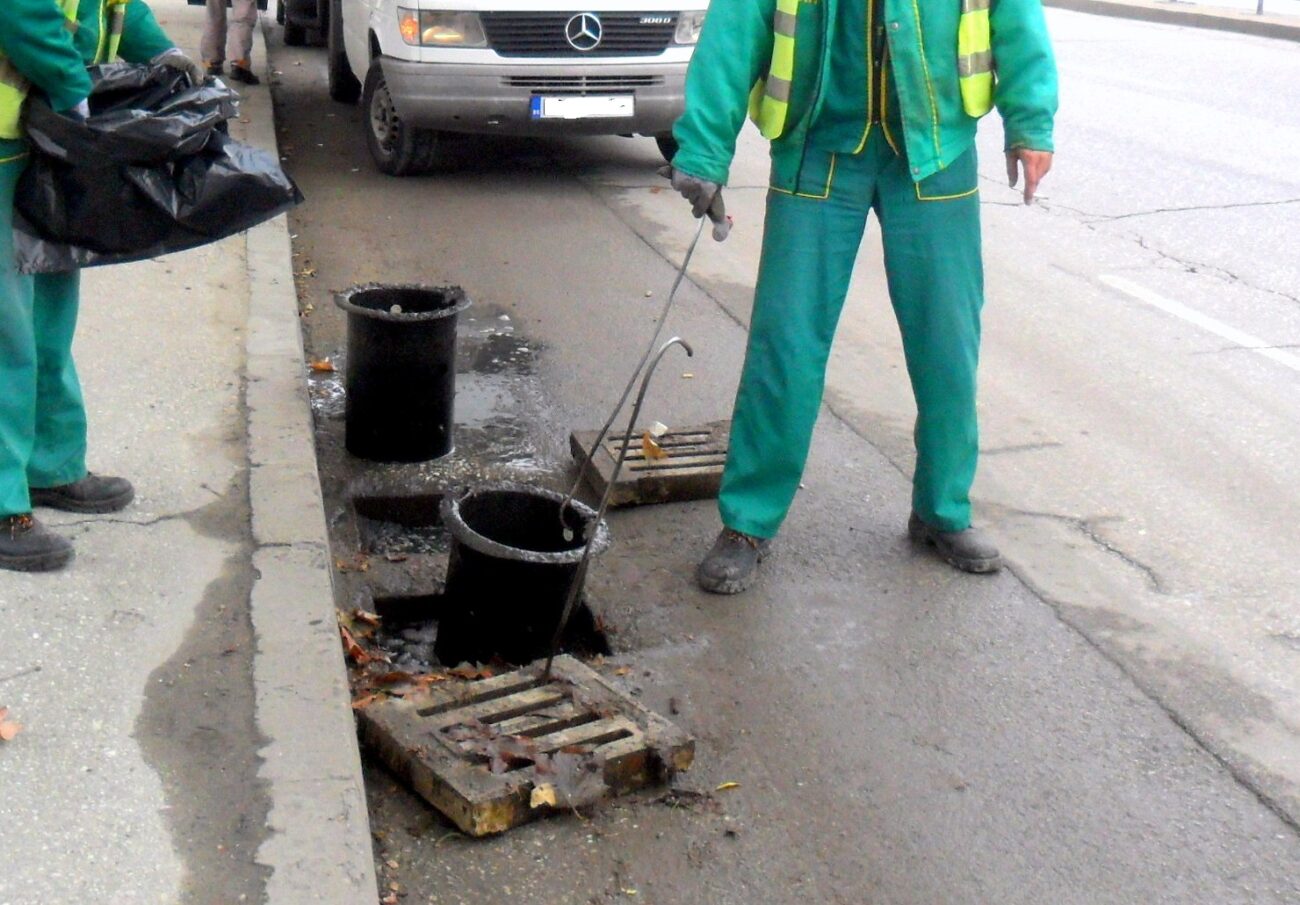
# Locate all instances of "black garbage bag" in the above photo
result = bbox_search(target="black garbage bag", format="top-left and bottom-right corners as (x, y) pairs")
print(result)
(13, 62), (303, 274)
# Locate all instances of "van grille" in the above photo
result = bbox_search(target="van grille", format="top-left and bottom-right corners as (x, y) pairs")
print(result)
(481, 12), (678, 57)
(503, 74), (664, 93)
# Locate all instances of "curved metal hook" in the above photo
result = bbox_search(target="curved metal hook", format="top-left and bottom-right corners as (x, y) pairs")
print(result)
(543, 337), (694, 679)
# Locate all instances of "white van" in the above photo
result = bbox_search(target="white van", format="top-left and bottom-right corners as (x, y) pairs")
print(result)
(325, 0), (708, 174)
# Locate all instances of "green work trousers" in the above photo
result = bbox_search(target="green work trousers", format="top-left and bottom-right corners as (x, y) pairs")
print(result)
(0, 153), (87, 518)
(719, 129), (983, 538)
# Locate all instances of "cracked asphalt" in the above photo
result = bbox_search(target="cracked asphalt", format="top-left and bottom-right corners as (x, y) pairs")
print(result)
(268, 8), (1300, 902)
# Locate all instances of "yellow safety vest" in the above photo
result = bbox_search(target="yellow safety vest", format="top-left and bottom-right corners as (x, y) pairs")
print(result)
(0, 0), (130, 141)
(958, 0), (994, 118)
(749, 0), (994, 141)
(747, 0), (798, 140)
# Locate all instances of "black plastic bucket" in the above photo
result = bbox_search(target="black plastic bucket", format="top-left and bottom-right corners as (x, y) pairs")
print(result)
(435, 482), (610, 665)
(335, 284), (471, 462)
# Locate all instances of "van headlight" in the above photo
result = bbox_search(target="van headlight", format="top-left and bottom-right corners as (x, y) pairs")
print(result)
(674, 10), (706, 44)
(398, 9), (487, 47)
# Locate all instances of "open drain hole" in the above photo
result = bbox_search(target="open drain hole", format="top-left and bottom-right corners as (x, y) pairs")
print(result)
(354, 494), (450, 557)
(371, 592), (611, 675)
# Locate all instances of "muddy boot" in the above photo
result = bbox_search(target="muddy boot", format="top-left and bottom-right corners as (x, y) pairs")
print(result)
(696, 528), (771, 595)
(31, 473), (134, 514)
(908, 512), (1002, 574)
(0, 514), (74, 572)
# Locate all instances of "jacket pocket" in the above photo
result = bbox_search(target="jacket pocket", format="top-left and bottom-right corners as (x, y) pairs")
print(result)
(769, 144), (837, 199)
(914, 144), (978, 201)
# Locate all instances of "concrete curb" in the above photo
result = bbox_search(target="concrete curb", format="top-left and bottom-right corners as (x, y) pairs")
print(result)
(1044, 0), (1300, 41)
(242, 20), (379, 905)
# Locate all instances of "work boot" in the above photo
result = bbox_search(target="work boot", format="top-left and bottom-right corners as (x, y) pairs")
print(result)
(229, 62), (261, 86)
(31, 473), (134, 514)
(0, 514), (74, 573)
(907, 512), (1002, 574)
(205, 61), (224, 77)
(696, 528), (771, 595)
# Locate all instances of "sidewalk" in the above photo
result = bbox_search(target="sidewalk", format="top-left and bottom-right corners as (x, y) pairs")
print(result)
(0, 3), (375, 903)
(1044, 0), (1300, 40)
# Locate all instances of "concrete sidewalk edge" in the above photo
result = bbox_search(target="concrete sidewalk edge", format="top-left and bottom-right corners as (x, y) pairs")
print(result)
(242, 21), (379, 905)
(1044, 0), (1300, 40)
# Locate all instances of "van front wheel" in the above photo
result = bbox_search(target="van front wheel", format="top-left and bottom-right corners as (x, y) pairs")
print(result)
(362, 59), (438, 176)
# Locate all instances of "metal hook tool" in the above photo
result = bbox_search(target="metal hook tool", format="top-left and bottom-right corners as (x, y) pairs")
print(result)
(543, 337), (694, 681)
(558, 215), (709, 540)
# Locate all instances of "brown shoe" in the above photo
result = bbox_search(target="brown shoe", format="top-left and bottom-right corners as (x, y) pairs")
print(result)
(0, 514), (74, 572)
(31, 473), (134, 514)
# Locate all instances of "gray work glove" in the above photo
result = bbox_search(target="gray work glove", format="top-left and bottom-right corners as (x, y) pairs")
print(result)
(66, 99), (91, 121)
(659, 165), (732, 241)
(152, 47), (206, 88)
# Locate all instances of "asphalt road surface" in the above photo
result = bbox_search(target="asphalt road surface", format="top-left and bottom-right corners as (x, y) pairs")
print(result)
(268, 10), (1300, 903)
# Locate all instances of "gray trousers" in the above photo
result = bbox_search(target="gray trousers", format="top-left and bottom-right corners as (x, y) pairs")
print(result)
(201, 0), (259, 66)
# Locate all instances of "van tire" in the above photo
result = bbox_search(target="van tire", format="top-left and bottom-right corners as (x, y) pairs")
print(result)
(363, 59), (438, 176)
(654, 132), (679, 164)
(283, 19), (307, 46)
(327, 0), (362, 103)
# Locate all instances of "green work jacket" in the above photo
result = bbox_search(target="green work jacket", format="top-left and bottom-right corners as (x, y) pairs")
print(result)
(671, 0), (1059, 188)
(0, 0), (173, 159)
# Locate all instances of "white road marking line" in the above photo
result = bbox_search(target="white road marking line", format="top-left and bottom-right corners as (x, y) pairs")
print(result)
(1100, 274), (1300, 374)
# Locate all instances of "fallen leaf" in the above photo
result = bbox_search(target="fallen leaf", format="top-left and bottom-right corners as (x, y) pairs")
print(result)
(530, 783), (558, 809)
(0, 707), (21, 742)
(350, 693), (380, 710)
(308, 357), (335, 373)
(380, 896), (398, 905)
(385, 859), (399, 869)
(715, 781), (741, 792)
(613, 666), (632, 677)
(339, 625), (373, 665)
(641, 431), (668, 461)
(334, 554), (370, 573)
(352, 608), (382, 627)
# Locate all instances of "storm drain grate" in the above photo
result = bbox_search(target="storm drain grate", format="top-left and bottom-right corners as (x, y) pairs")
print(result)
(358, 655), (694, 836)
(570, 420), (730, 507)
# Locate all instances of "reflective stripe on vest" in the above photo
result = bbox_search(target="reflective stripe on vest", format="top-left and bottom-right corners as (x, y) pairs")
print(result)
(0, 0), (83, 140)
(748, 0), (799, 140)
(958, 0), (994, 118)
(98, 0), (130, 65)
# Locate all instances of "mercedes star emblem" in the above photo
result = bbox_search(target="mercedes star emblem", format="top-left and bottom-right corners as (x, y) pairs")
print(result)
(565, 12), (603, 51)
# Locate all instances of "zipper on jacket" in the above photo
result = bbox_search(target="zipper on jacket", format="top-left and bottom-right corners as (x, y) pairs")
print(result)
(850, 0), (876, 154)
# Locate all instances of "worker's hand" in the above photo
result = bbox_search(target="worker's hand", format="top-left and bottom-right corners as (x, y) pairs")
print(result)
(659, 166), (731, 241)
(1005, 148), (1053, 205)
(152, 48), (206, 88)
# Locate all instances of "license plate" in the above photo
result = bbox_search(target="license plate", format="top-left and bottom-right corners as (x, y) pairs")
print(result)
(529, 95), (635, 120)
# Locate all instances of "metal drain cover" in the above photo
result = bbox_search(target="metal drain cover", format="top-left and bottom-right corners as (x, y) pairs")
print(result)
(570, 420), (730, 507)
(358, 655), (694, 836)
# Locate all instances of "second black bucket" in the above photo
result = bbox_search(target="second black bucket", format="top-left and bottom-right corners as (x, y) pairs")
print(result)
(435, 482), (610, 666)
(336, 284), (471, 462)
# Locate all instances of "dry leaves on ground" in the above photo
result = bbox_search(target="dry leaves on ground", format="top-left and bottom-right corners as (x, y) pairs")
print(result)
(308, 357), (335, 373)
(0, 707), (22, 742)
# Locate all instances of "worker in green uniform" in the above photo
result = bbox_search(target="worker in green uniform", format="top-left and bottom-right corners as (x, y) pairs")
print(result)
(0, 0), (202, 572)
(669, 0), (1058, 592)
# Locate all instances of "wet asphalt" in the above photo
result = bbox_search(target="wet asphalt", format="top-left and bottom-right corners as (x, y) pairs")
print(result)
(266, 19), (1300, 905)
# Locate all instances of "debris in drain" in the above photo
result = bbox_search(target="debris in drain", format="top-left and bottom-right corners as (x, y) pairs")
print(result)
(571, 420), (731, 508)
(358, 655), (694, 836)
